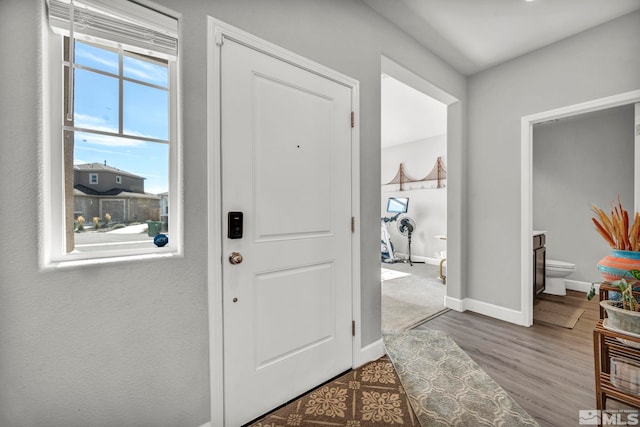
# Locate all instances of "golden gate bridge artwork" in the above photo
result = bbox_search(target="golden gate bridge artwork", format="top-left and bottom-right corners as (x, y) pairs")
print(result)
(383, 156), (447, 191)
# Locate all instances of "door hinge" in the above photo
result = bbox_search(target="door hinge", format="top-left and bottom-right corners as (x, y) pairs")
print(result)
(351, 216), (355, 233)
(352, 320), (356, 336)
(351, 112), (355, 128)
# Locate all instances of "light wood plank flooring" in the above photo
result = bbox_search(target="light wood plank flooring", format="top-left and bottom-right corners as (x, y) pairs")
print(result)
(416, 290), (599, 427)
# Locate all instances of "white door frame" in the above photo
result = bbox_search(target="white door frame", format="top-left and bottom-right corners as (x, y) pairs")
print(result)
(520, 89), (640, 326)
(206, 17), (361, 426)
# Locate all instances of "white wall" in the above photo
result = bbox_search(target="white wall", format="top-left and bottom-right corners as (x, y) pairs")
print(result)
(466, 11), (640, 310)
(533, 105), (635, 284)
(0, 0), (466, 425)
(381, 135), (447, 260)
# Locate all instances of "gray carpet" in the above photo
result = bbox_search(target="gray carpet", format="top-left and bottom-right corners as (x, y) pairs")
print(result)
(384, 329), (540, 427)
(382, 263), (448, 332)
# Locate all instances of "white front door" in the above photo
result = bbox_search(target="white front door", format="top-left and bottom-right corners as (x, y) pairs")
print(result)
(220, 39), (353, 426)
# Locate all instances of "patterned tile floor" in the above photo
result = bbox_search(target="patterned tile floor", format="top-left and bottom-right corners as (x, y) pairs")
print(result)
(248, 356), (418, 426)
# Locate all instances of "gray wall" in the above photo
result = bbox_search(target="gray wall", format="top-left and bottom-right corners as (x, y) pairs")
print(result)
(381, 135), (447, 260)
(0, 0), (465, 425)
(466, 11), (640, 309)
(533, 106), (634, 284)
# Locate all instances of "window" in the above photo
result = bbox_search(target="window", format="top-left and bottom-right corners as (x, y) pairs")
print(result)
(43, 0), (181, 266)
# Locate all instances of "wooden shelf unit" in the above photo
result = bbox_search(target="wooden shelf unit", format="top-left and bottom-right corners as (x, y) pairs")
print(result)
(594, 282), (640, 424)
(594, 320), (640, 412)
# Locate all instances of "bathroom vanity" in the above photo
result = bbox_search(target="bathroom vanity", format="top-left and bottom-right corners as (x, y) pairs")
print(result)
(533, 231), (546, 298)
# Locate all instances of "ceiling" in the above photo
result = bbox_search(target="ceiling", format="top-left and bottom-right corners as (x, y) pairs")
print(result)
(374, 0), (640, 148)
(365, 0), (640, 76)
(381, 74), (447, 147)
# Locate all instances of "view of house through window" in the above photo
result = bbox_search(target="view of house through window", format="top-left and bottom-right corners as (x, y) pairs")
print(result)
(64, 38), (170, 254)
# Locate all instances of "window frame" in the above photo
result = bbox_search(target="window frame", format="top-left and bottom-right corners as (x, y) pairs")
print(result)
(41, 17), (182, 268)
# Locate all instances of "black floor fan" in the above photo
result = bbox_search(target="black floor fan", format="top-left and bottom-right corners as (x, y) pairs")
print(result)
(397, 216), (424, 266)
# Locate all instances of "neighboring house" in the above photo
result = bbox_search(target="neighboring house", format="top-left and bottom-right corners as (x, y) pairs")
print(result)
(159, 192), (169, 224)
(73, 162), (160, 223)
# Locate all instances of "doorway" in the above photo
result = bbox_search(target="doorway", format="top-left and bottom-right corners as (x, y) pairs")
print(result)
(380, 58), (451, 331)
(520, 90), (640, 326)
(533, 106), (635, 290)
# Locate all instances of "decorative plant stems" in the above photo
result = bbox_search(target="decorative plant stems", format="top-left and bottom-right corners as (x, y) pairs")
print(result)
(621, 283), (638, 311)
(592, 198), (640, 251)
(615, 270), (640, 312)
(587, 270), (640, 312)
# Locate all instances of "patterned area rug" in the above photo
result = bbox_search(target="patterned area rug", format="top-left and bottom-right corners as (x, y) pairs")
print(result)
(383, 330), (540, 427)
(248, 356), (419, 426)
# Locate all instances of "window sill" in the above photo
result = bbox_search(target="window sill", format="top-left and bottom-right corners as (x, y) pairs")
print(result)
(43, 249), (182, 270)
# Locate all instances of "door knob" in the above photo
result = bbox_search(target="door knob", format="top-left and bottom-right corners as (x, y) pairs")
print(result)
(229, 252), (243, 265)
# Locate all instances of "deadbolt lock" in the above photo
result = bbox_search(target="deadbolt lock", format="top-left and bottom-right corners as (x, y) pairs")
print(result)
(229, 252), (243, 265)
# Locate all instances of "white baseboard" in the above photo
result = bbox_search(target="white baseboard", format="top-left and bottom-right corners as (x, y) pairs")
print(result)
(198, 423), (211, 427)
(445, 296), (464, 311)
(445, 296), (528, 326)
(565, 279), (593, 293)
(465, 298), (528, 326)
(392, 253), (435, 265)
(424, 256), (446, 266)
(354, 338), (384, 368)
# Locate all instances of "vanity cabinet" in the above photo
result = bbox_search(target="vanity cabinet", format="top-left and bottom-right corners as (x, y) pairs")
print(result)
(533, 233), (546, 297)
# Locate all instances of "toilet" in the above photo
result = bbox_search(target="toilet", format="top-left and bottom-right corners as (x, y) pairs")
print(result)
(544, 259), (576, 296)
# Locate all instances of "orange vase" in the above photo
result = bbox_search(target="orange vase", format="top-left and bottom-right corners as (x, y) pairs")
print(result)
(597, 250), (640, 283)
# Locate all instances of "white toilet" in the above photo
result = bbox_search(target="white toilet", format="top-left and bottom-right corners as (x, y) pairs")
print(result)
(544, 259), (576, 296)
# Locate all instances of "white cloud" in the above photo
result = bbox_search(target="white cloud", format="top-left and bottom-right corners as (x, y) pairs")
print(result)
(76, 132), (143, 148)
(76, 50), (118, 72)
(124, 57), (167, 86)
(74, 146), (135, 157)
(74, 113), (166, 143)
(74, 113), (111, 129)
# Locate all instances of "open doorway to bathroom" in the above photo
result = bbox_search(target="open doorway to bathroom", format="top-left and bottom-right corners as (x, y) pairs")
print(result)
(521, 90), (640, 326)
(380, 65), (449, 332)
(530, 105), (635, 329)
(533, 105), (635, 294)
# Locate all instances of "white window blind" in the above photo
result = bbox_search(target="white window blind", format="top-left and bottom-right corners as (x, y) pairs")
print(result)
(46, 0), (178, 58)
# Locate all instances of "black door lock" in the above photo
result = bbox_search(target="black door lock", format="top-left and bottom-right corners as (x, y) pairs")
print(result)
(228, 211), (243, 239)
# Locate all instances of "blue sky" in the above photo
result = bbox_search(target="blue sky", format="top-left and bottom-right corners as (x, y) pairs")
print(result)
(72, 41), (169, 194)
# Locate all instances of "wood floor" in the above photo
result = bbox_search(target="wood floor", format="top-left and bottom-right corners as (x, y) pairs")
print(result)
(416, 290), (599, 427)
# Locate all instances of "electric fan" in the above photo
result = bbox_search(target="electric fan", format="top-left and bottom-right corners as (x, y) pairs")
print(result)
(397, 216), (423, 266)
